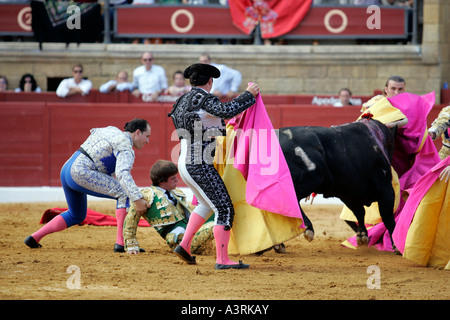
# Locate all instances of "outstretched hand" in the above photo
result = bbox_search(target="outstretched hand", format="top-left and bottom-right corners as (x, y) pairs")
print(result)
(246, 83), (260, 97)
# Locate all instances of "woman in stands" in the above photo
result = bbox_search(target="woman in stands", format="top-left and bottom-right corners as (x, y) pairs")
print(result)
(14, 73), (42, 93)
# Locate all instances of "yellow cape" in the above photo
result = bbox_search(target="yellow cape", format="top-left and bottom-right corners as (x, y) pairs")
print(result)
(403, 178), (450, 268)
(214, 133), (304, 256)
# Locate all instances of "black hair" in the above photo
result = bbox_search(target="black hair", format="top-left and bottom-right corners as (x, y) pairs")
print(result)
(124, 118), (150, 133)
(189, 72), (210, 86)
(0, 75), (8, 88)
(338, 88), (352, 96)
(19, 73), (38, 92)
(385, 75), (406, 87)
(173, 70), (183, 79)
(150, 160), (178, 186)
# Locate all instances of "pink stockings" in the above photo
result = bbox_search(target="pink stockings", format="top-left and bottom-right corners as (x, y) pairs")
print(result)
(115, 208), (127, 246)
(31, 215), (67, 243)
(31, 207), (127, 246)
(179, 212), (237, 265)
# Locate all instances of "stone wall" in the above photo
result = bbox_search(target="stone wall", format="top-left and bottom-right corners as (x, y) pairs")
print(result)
(0, 0), (448, 102)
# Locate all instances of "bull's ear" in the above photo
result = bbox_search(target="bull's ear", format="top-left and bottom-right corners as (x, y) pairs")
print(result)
(385, 118), (408, 128)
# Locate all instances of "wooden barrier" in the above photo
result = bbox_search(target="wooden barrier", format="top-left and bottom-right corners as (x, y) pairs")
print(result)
(0, 99), (445, 187)
(0, 90), (373, 105)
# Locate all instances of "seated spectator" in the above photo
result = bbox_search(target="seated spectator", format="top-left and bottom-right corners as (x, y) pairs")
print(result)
(109, 0), (133, 5)
(199, 53), (242, 100)
(155, 70), (191, 102)
(384, 0), (413, 6)
(14, 74), (42, 93)
(132, 52), (168, 101)
(165, 70), (191, 97)
(56, 64), (92, 98)
(132, 0), (155, 3)
(182, 0), (207, 4)
(333, 88), (353, 107)
(99, 71), (133, 93)
(0, 75), (8, 92)
(354, 0), (382, 4)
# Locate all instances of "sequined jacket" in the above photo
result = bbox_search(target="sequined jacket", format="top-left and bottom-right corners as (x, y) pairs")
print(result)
(168, 87), (256, 141)
(80, 126), (142, 202)
(429, 105), (450, 159)
(123, 186), (192, 251)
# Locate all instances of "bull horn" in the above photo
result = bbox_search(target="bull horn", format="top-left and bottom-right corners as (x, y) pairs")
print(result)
(385, 118), (408, 128)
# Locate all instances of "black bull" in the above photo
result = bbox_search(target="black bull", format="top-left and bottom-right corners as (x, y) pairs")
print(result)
(279, 118), (397, 249)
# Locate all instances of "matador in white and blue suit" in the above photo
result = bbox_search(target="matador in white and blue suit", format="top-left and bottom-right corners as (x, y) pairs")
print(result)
(25, 119), (151, 252)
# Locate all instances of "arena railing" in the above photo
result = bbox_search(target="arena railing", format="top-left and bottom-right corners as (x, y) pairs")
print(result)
(0, 99), (444, 187)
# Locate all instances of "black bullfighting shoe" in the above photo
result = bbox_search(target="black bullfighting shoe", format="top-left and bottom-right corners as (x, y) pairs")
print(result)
(24, 235), (42, 249)
(174, 245), (196, 264)
(214, 260), (249, 270)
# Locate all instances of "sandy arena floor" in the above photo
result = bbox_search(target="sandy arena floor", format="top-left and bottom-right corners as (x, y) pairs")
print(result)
(0, 201), (448, 303)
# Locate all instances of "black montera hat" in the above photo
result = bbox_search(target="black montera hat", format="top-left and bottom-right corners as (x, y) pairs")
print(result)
(183, 63), (220, 79)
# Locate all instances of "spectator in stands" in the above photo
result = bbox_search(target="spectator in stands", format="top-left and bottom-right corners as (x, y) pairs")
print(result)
(165, 70), (191, 97)
(110, 0), (132, 5)
(384, 0), (413, 7)
(132, 0), (155, 3)
(333, 88), (353, 107)
(99, 71), (133, 93)
(353, 0), (382, 4)
(56, 64), (93, 98)
(182, 0), (207, 4)
(14, 73), (42, 93)
(384, 75), (406, 98)
(0, 75), (8, 92)
(199, 53), (242, 100)
(131, 52), (168, 101)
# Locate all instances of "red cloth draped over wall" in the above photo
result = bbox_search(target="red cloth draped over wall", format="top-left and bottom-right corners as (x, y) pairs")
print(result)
(229, 0), (313, 39)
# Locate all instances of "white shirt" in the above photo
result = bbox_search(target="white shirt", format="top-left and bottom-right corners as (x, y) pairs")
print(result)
(56, 78), (92, 98)
(99, 80), (134, 93)
(211, 62), (242, 95)
(132, 65), (168, 95)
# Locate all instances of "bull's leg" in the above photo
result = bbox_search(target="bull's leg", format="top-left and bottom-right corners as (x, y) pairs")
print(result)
(355, 214), (369, 246)
(345, 220), (359, 233)
(299, 204), (315, 242)
(344, 202), (368, 246)
(378, 193), (397, 252)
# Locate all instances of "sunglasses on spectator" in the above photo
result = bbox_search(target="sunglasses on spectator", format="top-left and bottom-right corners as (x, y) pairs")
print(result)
(73, 69), (83, 73)
(143, 58), (152, 62)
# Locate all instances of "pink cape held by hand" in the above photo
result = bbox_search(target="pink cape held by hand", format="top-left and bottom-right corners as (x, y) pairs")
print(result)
(229, 93), (303, 221)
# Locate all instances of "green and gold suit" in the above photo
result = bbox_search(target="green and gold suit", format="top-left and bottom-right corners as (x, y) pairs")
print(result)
(123, 186), (214, 253)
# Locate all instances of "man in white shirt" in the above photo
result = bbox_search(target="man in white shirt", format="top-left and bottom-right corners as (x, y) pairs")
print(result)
(333, 88), (353, 107)
(99, 71), (134, 93)
(56, 64), (93, 98)
(199, 53), (242, 99)
(131, 52), (168, 101)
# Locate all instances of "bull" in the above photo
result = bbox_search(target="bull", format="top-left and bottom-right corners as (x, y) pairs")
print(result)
(279, 116), (401, 250)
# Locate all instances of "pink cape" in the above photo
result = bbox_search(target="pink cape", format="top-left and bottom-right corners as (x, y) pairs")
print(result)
(228, 93), (303, 220)
(389, 92), (440, 191)
(345, 92), (440, 251)
(40, 208), (150, 227)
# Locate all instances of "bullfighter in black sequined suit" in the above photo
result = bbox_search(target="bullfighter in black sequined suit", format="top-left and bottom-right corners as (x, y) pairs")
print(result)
(169, 63), (259, 269)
